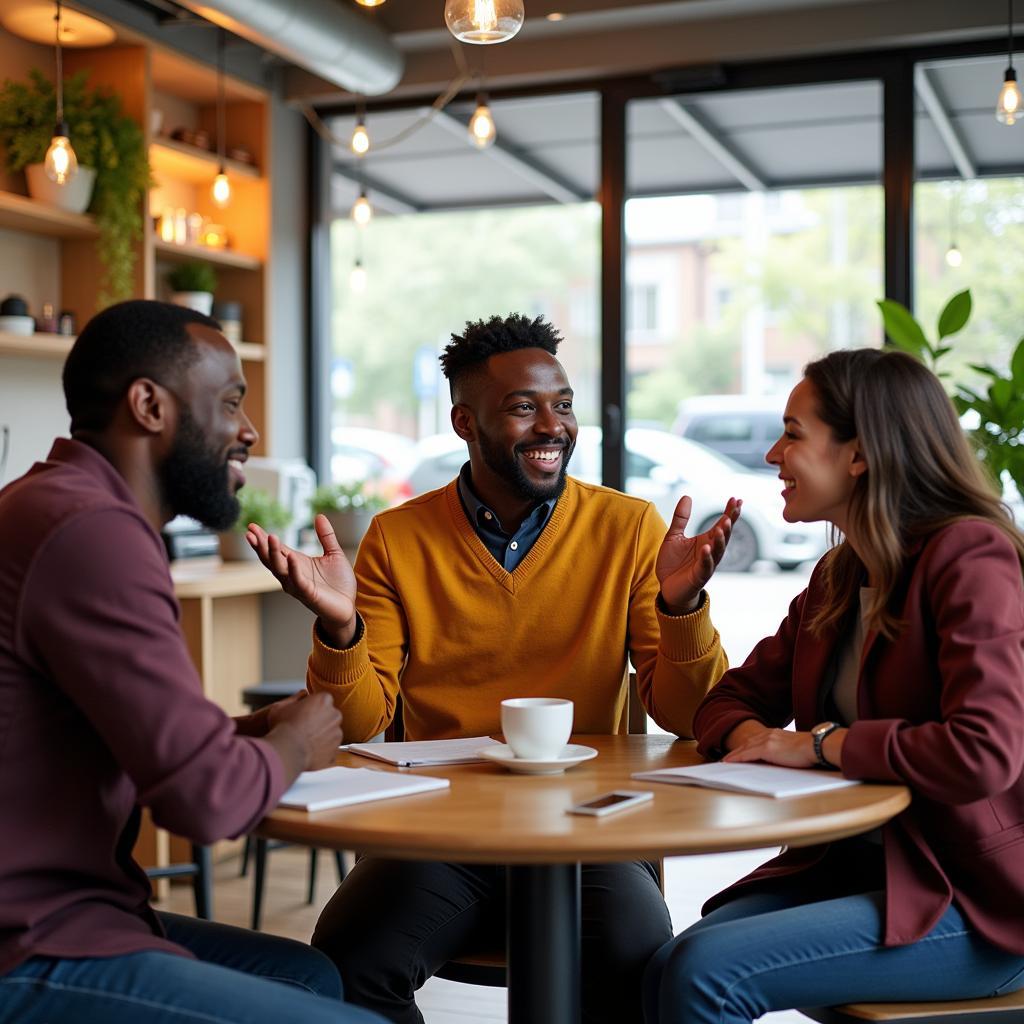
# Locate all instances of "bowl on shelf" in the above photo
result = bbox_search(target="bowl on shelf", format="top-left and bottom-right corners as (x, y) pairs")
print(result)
(0, 315), (35, 335)
(25, 164), (96, 215)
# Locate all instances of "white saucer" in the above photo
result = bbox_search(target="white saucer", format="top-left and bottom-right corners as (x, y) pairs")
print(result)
(479, 743), (598, 775)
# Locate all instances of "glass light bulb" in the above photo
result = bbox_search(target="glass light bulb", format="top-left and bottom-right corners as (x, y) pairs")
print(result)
(349, 261), (368, 292)
(444, 0), (524, 44)
(212, 172), (231, 208)
(351, 123), (370, 155)
(355, 0), (386, 5)
(468, 102), (497, 148)
(352, 194), (373, 226)
(996, 70), (1023, 124)
(44, 132), (78, 185)
(945, 245), (963, 268)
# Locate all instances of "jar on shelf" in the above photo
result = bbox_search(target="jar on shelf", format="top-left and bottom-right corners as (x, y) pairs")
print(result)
(212, 301), (243, 345)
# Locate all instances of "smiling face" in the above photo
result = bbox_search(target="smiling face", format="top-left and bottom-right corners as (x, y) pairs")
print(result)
(765, 377), (865, 533)
(455, 347), (578, 505)
(158, 323), (257, 530)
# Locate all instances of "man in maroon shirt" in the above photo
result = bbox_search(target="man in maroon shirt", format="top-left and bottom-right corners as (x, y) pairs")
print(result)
(0, 301), (385, 1024)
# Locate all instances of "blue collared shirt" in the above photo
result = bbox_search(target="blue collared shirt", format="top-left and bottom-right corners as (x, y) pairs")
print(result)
(456, 463), (557, 572)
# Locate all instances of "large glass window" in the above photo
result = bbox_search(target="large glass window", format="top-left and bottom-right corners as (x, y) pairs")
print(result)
(914, 55), (1024, 386)
(326, 94), (599, 502)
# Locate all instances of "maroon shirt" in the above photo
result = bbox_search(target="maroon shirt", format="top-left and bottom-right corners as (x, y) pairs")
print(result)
(694, 519), (1024, 954)
(0, 439), (286, 975)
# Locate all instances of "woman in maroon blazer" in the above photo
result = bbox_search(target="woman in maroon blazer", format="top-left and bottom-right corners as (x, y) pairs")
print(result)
(643, 348), (1024, 1023)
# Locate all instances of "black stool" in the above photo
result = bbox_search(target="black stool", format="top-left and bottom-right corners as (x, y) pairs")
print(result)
(241, 680), (347, 930)
(146, 843), (213, 920)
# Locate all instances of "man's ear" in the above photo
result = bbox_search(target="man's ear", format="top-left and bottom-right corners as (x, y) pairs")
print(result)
(125, 377), (175, 436)
(451, 403), (476, 443)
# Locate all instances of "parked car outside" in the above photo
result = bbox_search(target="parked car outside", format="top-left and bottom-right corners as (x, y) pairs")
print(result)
(330, 427), (417, 504)
(672, 394), (786, 472)
(402, 426), (829, 572)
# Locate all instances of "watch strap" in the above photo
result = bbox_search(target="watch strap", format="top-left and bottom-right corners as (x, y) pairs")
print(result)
(813, 722), (840, 768)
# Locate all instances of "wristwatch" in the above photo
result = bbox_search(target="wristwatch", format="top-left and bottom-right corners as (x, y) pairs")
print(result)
(811, 721), (841, 769)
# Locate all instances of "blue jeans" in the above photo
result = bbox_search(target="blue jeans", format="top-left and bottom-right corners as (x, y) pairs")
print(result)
(0, 911), (387, 1024)
(643, 871), (1024, 1023)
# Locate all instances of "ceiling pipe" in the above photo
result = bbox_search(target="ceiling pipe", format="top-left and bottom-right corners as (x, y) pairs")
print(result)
(175, 0), (403, 94)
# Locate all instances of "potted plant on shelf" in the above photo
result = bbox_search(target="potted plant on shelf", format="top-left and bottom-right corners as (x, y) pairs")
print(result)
(219, 487), (291, 562)
(311, 481), (388, 551)
(0, 69), (150, 306)
(167, 261), (218, 316)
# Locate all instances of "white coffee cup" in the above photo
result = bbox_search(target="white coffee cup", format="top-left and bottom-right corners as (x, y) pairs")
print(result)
(500, 697), (573, 760)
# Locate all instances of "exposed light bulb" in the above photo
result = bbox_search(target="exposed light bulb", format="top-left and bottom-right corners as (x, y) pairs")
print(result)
(945, 244), (963, 268)
(349, 260), (368, 292)
(351, 121), (370, 155)
(355, 0), (386, 5)
(44, 125), (77, 184)
(468, 100), (496, 149)
(444, 0), (524, 44)
(212, 170), (231, 208)
(997, 69), (1023, 124)
(352, 193), (373, 226)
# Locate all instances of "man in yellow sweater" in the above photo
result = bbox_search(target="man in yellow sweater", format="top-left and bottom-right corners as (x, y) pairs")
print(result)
(248, 313), (740, 1024)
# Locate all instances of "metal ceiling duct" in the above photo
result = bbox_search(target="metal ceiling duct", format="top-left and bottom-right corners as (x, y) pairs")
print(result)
(176, 0), (403, 94)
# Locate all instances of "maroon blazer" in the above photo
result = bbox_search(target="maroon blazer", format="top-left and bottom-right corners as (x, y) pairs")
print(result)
(694, 519), (1024, 954)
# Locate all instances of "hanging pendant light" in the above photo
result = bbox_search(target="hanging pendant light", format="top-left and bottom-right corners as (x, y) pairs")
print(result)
(945, 185), (963, 267)
(211, 28), (231, 208)
(468, 91), (496, 148)
(349, 258), (368, 292)
(355, 0), (387, 6)
(351, 101), (370, 155)
(445, 0), (524, 44)
(44, 0), (78, 185)
(997, 0), (1022, 124)
(352, 190), (373, 226)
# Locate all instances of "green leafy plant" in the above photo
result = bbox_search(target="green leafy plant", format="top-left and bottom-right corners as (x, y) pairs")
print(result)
(0, 69), (150, 306)
(167, 260), (218, 294)
(878, 288), (1024, 498)
(311, 481), (388, 516)
(232, 487), (291, 535)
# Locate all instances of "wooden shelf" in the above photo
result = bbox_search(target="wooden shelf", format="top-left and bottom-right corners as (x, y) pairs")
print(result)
(0, 330), (73, 358)
(154, 238), (262, 271)
(151, 138), (261, 185)
(0, 190), (98, 239)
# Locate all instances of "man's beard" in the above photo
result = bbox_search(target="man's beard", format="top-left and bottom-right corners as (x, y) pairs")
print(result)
(477, 426), (574, 503)
(160, 406), (240, 531)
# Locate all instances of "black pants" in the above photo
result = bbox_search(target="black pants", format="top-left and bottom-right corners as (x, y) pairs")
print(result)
(312, 857), (672, 1024)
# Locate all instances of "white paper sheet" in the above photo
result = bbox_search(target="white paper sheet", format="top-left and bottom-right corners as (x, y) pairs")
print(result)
(347, 737), (503, 767)
(278, 766), (450, 811)
(631, 762), (861, 799)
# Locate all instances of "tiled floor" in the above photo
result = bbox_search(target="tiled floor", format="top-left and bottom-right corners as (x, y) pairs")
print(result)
(154, 844), (807, 1024)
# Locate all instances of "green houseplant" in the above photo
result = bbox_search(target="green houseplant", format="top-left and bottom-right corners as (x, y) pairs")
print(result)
(219, 487), (291, 562)
(311, 481), (388, 550)
(878, 288), (1024, 501)
(167, 261), (218, 316)
(0, 69), (150, 306)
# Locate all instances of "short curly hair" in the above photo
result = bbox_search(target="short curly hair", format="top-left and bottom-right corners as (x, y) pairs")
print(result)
(439, 313), (563, 396)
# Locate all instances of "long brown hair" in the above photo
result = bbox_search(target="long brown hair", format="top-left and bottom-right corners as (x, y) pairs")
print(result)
(804, 348), (1024, 639)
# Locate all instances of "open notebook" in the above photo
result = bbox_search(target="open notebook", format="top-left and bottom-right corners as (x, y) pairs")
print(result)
(347, 737), (503, 767)
(278, 766), (449, 812)
(632, 762), (861, 799)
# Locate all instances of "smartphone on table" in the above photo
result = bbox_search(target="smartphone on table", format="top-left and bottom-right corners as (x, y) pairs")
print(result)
(566, 790), (653, 817)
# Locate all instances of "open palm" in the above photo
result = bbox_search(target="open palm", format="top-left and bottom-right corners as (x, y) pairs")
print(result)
(247, 514), (358, 638)
(656, 495), (742, 612)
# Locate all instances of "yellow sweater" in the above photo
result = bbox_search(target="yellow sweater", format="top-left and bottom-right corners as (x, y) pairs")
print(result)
(307, 477), (728, 742)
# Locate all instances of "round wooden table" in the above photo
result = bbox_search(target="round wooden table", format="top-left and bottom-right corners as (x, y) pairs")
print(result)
(258, 734), (910, 1024)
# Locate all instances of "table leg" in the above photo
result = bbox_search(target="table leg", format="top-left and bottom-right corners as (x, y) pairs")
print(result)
(506, 863), (581, 1024)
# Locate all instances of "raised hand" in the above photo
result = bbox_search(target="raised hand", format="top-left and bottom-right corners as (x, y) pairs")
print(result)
(247, 514), (359, 647)
(655, 496), (742, 614)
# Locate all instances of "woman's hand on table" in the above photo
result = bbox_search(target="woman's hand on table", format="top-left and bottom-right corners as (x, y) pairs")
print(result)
(247, 514), (359, 647)
(723, 721), (847, 770)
